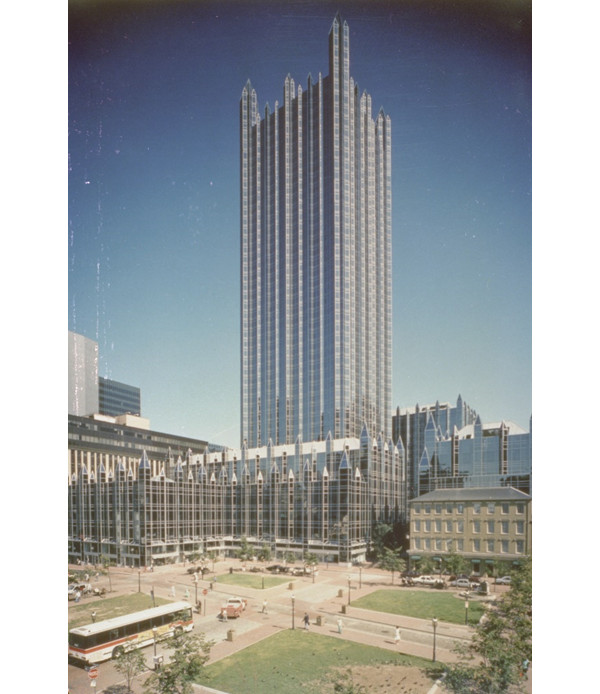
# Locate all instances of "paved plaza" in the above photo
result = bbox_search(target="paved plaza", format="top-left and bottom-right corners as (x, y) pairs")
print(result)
(68, 559), (528, 694)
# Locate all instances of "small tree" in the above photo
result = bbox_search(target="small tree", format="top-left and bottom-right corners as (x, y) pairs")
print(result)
(378, 547), (405, 584)
(304, 551), (318, 569)
(370, 522), (392, 562)
(101, 555), (114, 592)
(235, 536), (252, 562)
(257, 544), (271, 562)
(113, 648), (146, 692)
(443, 549), (468, 577)
(144, 632), (214, 694)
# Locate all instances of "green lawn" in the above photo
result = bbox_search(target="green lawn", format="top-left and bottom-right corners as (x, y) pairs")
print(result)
(201, 629), (432, 694)
(68, 592), (171, 629)
(214, 572), (290, 589)
(351, 589), (485, 625)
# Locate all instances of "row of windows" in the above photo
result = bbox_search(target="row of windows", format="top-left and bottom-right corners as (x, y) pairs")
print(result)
(412, 501), (526, 515)
(412, 538), (526, 554)
(413, 520), (525, 534)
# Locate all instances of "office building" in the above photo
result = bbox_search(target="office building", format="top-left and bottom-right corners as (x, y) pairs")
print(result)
(99, 377), (141, 417)
(240, 13), (392, 447)
(68, 331), (99, 416)
(407, 487), (532, 575)
(393, 396), (532, 499)
(68, 422), (405, 566)
(68, 330), (141, 418)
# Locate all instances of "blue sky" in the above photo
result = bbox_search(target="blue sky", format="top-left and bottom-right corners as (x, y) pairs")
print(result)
(68, 0), (532, 448)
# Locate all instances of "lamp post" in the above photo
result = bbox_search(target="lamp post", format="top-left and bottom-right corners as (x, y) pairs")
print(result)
(432, 618), (438, 662)
(152, 626), (158, 660)
(347, 576), (351, 605)
(359, 566), (362, 589)
(194, 574), (198, 607)
(464, 592), (469, 625)
(291, 593), (295, 630)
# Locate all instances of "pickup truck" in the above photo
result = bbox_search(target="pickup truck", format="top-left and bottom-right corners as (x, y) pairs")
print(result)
(220, 597), (248, 619)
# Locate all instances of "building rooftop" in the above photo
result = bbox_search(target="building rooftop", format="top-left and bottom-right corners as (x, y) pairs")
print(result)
(409, 487), (531, 503)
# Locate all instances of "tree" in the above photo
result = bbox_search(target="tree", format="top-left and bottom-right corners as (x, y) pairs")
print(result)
(378, 547), (406, 584)
(113, 648), (146, 693)
(101, 555), (115, 593)
(144, 632), (214, 694)
(443, 549), (468, 577)
(235, 536), (252, 562)
(443, 557), (532, 694)
(303, 551), (318, 569)
(370, 522), (392, 562)
(257, 544), (272, 562)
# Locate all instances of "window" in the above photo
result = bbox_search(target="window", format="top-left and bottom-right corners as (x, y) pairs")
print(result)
(516, 540), (524, 554)
(457, 504), (464, 514)
(435, 539), (443, 550)
(487, 540), (495, 552)
(516, 503), (524, 515)
(501, 503), (509, 514)
(424, 538), (431, 550)
(487, 503), (495, 514)
(500, 521), (509, 534)
(435, 504), (442, 514)
(445, 520), (452, 532)
(472, 539), (480, 552)
(456, 521), (464, 533)
(434, 520), (441, 532)
(414, 520), (421, 532)
(473, 503), (481, 514)
(456, 539), (464, 551)
(516, 521), (524, 535)
(413, 504), (420, 514)
(424, 520), (431, 532)
(500, 540), (509, 553)
(473, 521), (480, 533)
(424, 504), (431, 514)
(445, 503), (453, 514)
(487, 521), (495, 534)
(414, 538), (421, 549)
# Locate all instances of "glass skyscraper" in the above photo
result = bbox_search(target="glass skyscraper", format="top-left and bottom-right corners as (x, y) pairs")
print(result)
(240, 14), (392, 447)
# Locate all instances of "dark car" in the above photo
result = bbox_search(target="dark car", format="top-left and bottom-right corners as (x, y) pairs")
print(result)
(266, 564), (289, 573)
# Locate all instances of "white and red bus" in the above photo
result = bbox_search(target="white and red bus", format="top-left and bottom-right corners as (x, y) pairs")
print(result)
(68, 601), (194, 664)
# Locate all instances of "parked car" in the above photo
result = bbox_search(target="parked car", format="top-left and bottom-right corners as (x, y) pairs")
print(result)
(68, 583), (92, 600)
(266, 564), (289, 574)
(495, 576), (511, 585)
(415, 575), (437, 585)
(220, 597), (248, 619)
(449, 578), (479, 590)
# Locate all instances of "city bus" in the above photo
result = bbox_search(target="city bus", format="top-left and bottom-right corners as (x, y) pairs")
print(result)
(68, 601), (194, 664)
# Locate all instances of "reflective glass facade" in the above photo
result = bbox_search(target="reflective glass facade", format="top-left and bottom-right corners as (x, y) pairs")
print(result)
(241, 15), (392, 447)
(99, 377), (141, 417)
(393, 396), (532, 499)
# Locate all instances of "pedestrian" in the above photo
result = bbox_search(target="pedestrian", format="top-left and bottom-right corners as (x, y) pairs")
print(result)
(262, 599), (268, 614)
(303, 613), (310, 630)
(394, 626), (401, 644)
(75, 590), (81, 603)
(184, 588), (190, 600)
(91, 611), (96, 623)
(170, 585), (176, 598)
(337, 618), (343, 634)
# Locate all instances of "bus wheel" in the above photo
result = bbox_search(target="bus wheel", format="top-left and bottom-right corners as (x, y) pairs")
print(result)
(112, 646), (124, 659)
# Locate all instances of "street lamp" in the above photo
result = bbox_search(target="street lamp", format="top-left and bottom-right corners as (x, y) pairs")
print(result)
(291, 593), (296, 630)
(464, 592), (470, 625)
(432, 618), (438, 662)
(347, 576), (352, 605)
(152, 626), (158, 661)
(359, 566), (362, 589)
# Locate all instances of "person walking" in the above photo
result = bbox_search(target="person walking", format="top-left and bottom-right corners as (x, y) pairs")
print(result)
(303, 613), (310, 630)
(91, 611), (97, 623)
(394, 626), (401, 645)
(262, 599), (268, 614)
(337, 618), (343, 634)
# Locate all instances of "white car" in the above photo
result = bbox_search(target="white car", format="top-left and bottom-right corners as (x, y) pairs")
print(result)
(450, 578), (479, 590)
(495, 576), (511, 585)
(415, 575), (437, 585)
